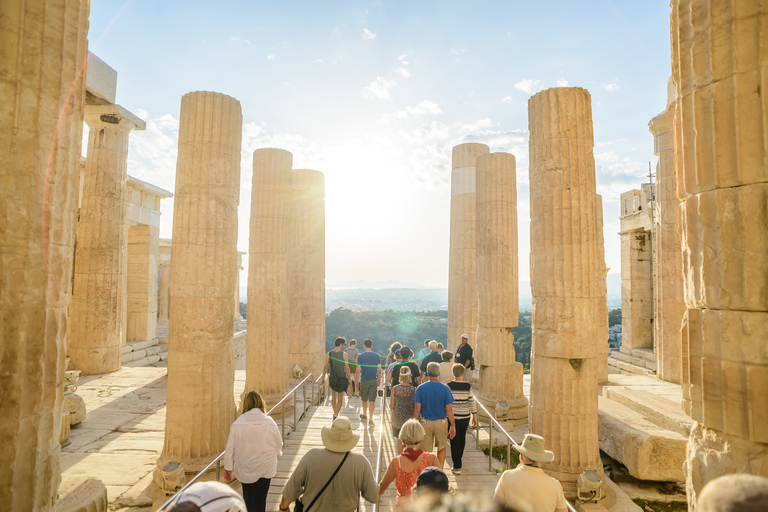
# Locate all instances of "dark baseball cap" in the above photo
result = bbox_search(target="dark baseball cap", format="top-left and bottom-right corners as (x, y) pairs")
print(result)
(416, 466), (449, 493)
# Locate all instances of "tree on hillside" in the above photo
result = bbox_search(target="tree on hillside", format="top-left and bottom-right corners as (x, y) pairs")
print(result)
(609, 308), (622, 327)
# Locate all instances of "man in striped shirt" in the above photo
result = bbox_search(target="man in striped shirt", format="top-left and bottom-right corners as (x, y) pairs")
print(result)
(446, 363), (478, 474)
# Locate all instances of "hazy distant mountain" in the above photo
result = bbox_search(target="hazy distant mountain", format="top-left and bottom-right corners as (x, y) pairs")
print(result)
(326, 280), (430, 289)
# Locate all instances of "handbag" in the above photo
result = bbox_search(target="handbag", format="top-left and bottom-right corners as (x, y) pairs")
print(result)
(295, 451), (350, 512)
(331, 373), (349, 391)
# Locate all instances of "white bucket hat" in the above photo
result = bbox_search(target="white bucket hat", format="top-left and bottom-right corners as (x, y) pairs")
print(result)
(321, 416), (360, 453)
(513, 434), (555, 463)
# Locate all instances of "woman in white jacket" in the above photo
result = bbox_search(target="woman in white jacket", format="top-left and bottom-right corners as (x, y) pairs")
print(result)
(224, 391), (282, 512)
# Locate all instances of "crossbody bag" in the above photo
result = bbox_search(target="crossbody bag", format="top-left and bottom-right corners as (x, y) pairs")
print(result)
(294, 451), (350, 512)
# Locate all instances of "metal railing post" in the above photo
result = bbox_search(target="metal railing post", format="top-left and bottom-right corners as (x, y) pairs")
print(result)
(216, 459), (220, 481)
(507, 439), (511, 470)
(489, 423), (493, 472)
(282, 400), (286, 444)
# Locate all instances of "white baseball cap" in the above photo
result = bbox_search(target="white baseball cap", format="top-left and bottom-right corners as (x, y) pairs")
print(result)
(173, 481), (246, 512)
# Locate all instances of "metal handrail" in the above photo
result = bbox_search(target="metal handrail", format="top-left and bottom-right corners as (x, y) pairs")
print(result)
(474, 400), (578, 512)
(372, 379), (387, 512)
(156, 372), (319, 511)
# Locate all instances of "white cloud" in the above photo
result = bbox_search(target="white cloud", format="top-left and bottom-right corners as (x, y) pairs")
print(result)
(395, 67), (410, 78)
(363, 28), (376, 40)
(451, 47), (467, 56)
(314, 58), (325, 64)
(382, 100), (443, 122)
(362, 76), (397, 100)
(514, 79), (542, 95)
(603, 79), (621, 91)
(398, 54), (408, 61)
(229, 36), (251, 44)
(266, 54), (276, 61)
(502, 96), (514, 104)
(556, 78), (569, 87)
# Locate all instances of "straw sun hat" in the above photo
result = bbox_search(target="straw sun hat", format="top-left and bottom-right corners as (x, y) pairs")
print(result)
(513, 434), (555, 463)
(321, 416), (360, 453)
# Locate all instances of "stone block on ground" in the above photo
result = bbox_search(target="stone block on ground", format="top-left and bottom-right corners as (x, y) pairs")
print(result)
(603, 387), (692, 437)
(598, 397), (686, 482)
(56, 478), (108, 512)
(64, 391), (87, 425)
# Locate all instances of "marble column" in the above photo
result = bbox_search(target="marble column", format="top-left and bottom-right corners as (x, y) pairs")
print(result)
(528, 87), (605, 496)
(595, 194), (609, 384)
(0, 0), (89, 510)
(68, 106), (144, 373)
(289, 169), (326, 380)
(245, 148), (293, 403)
(448, 143), (490, 352)
(158, 261), (170, 325)
(475, 152), (528, 421)
(619, 228), (654, 353)
(158, 91), (242, 471)
(650, 103), (683, 384)
(672, 1), (768, 506)
(126, 224), (159, 342)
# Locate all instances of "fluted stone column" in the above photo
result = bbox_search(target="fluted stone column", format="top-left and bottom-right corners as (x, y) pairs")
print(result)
(672, 1), (768, 506)
(595, 194), (609, 384)
(126, 224), (159, 342)
(246, 149), (293, 404)
(289, 169), (326, 380)
(649, 103), (683, 384)
(0, 1), (89, 510)
(474, 153), (528, 421)
(158, 261), (170, 324)
(68, 106), (144, 373)
(528, 87), (605, 495)
(448, 143), (490, 352)
(158, 91), (242, 471)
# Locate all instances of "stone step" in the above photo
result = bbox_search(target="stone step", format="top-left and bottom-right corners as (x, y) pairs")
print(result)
(608, 351), (656, 373)
(123, 354), (162, 368)
(598, 396), (686, 482)
(121, 340), (157, 353)
(603, 387), (693, 438)
(631, 348), (655, 363)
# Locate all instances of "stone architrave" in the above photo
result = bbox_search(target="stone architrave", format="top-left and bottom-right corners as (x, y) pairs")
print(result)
(246, 149), (293, 405)
(448, 143), (490, 352)
(672, 1), (768, 505)
(0, 1), (89, 510)
(595, 194), (609, 384)
(289, 169), (326, 380)
(528, 87), (605, 496)
(68, 106), (145, 374)
(474, 152), (528, 421)
(158, 91), (242, 472)
(649, 103), (683, 384)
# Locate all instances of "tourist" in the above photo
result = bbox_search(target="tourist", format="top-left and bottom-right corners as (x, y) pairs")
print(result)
(414, 466), (450, 497)
(280, 416), (378, 512)
(223, 391), (282, 512)
(387, 342), (403, 366)
(378, 419), (440, 507)
(438, 351), (454, 384)
(446, 363), (478, 475)
(385, 347), (403, 397)
(413, 362), (456, 468)
(169, 481), (246, 512)
(392, 346), (421, 386)
(345, 338), (360, 396)
(403, 492), (532, 512)
(357, 338), (381, 423)
(419, 340), (443, 376)
(390, 366), (416, 454)
(418, 339), (432, 362)
(437, 343), (444, 353)
(697, 474), (768, 512)
(493, 434), (567, 512)
(454, 334), (474, 370)
(321, 336), (350, 420)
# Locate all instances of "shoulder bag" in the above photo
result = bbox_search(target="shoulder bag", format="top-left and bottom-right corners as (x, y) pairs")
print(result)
(294, 451), (350, 512)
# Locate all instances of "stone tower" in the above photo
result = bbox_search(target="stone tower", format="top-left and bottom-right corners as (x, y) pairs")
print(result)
(474, 152), (529, 422)
(448, 143), (490, 352)
(528, 87), (605, 495)
(0, 1), (89, 510)
(672, 0), (768, 505)
(159, 91), (242, 471)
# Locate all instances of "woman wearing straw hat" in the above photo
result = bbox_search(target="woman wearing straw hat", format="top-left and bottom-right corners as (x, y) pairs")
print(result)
(493, 434), (568, 512)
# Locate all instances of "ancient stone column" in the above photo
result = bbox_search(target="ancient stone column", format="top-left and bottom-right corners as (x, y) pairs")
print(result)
(672, 1), (768, 505)
(528, 87), (605, 495)
(474, 152), (528, 422)
(595, 194), (609, 384)
(126, 224), (159, 342)
(649, 102), (683, 384)
(289, 169), (326, 380)
(0, 1), (89, 510)
(68, 106), (145, 373)
(158, 91), (242, 472)
(448, 143), (490, 352)
(246, 149), (293, 404)
(158, 261), (170, 324)
(619, 226), (653, 354)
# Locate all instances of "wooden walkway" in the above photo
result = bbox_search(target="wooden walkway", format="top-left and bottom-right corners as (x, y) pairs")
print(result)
(264, 394), (501, 511)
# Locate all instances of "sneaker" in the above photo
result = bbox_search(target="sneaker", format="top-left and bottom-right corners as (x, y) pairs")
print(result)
(360, 414), (367, 420)
(451, 468), (462, 475)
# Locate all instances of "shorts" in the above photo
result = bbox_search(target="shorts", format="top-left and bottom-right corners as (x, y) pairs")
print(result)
(421, 418), (448, 452)
(347, 362), (358, 371)
(360, 380), (377, 402)
(392, 425), (402, 437)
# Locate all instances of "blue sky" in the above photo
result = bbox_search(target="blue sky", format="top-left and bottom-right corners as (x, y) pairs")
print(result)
(87, 0), (672, 287)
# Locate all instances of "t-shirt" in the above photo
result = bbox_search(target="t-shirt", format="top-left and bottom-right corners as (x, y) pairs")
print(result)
(419, 350), (443, 375)
(494, 465), (567, 512)
(413, 380), (454, 421)
(392, 361), (420, 386)
(439, 362), (454, 383)
(345, 347), (359, 364)
(455, 343), (473, 367)
(357, 351), (381, 381)
(282, 448), (379, 512)
(447, 380), (477, 420)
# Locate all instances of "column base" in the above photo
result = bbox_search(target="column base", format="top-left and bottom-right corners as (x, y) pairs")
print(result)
(68, 346), (122, 375)
(686, 422), (768, 508)
(475, 394), (529, 425)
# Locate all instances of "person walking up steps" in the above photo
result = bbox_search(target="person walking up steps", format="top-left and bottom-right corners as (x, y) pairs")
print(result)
(345, 339), (360, 396)
(413, 362), (455, 469)
(357, 338), (381, 423)
(390, 366), (416, 454)
(446, 363), (477, 475)
(321, 336), (350, 420)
